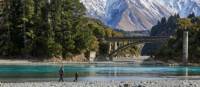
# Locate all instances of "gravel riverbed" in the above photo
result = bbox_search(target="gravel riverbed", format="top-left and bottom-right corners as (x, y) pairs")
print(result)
(0, 80), (200, 87)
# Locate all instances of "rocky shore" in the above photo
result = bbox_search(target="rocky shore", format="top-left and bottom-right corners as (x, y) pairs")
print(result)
(0, 80), (199, 87)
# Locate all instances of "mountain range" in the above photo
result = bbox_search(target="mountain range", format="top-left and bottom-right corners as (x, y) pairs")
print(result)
(81, 0), (200, 31)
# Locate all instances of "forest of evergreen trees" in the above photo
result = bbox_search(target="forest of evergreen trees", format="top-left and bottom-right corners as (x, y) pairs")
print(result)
(153, 13), (200, 63)
(0, 0), (122, 59)
(142, 14), (180, 55)
(2, 0), (199, 62)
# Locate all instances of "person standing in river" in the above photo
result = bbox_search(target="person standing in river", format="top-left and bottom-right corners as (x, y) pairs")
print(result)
(74, 72), (78, 82)
(58, 65), (64, 82)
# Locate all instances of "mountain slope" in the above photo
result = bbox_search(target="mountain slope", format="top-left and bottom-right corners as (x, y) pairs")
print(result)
(81, 0), (200, 31)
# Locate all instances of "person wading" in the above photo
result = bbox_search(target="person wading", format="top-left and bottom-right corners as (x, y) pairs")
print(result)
(74, 72), (78, 82)
(58, 65), (64, 82)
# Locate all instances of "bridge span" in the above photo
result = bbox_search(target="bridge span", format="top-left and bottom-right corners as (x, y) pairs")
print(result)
(104, 36), (170, 43)
(102, 36), (170, 60)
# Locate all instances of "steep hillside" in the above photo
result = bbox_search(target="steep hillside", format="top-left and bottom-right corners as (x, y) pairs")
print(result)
(81, 0), (200, 31)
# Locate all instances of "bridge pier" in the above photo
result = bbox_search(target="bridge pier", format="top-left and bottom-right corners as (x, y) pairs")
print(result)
(183, 31), (188, 66)
(114, 42), (118, 50)
(108, 42), (112, 54)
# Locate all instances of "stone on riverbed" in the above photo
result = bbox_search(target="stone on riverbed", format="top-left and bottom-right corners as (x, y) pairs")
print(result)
(1, 80), (200, 87)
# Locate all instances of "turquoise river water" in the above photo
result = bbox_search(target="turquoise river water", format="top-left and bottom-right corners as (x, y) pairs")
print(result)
(0, 64), (200, 81)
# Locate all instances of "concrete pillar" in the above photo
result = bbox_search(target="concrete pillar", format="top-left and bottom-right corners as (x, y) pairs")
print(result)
(183, 31), (188, 66)
(89, 51), (96, 62)
(114, 42), (118, 50)
(108, 42), (112, 54)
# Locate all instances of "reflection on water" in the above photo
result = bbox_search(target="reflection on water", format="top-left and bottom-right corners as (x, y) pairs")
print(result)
(185, 67), (188, 77)
(0, 64), (200, 81)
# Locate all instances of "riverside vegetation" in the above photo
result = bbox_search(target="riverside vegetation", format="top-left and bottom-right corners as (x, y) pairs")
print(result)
(0, 0), (124, 60)
(0, 0), (141, 61)
(151, 13), (200, 63)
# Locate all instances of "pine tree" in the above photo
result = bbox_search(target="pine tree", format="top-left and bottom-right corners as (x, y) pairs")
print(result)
(188, 12), (195, 18)
(0, 0), (35, 55)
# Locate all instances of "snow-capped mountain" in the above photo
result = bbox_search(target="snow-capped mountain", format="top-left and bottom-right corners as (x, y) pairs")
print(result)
(81, 0), (200, 31)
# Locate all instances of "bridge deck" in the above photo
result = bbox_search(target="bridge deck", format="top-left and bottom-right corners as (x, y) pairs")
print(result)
(105, 36), (170, 43)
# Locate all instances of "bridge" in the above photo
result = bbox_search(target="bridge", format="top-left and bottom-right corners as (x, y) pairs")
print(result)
(105, 36), (169, 43)
(102, 36), (170, 60)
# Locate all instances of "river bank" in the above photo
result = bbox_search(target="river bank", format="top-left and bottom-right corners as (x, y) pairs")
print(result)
(0, 59), (200, 66)
(0, 80), (199, 87)
(0, 56), (150, 65)
(0, 55), (200, 66)
(0, 59), (140, 65)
